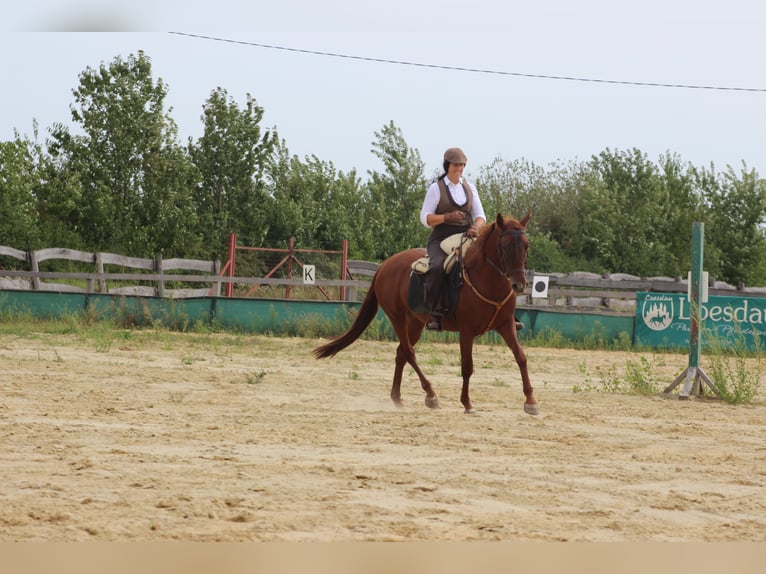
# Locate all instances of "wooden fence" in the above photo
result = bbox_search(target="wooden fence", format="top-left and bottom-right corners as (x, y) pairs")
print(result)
(3, 244), (766, 312)
(521, 271), (766, 315)
(0, 245), (371, 300)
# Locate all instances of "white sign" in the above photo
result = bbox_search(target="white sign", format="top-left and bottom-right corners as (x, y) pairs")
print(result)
(531, 275), (549, 298)
(303, 265), (315, 285)
(687, 271), (709, 303)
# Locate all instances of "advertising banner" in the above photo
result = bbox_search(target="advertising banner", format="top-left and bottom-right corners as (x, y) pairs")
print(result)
(635, 292), (766, 351)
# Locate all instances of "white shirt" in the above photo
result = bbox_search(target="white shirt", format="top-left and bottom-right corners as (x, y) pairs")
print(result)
(419, 176), (486, 228)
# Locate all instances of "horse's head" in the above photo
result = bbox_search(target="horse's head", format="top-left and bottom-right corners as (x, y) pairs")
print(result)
(493, 211), (530, 293)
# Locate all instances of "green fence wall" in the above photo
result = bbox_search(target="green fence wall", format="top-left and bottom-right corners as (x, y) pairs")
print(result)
(7, 289), (766, 352)
(0, 290), (365, 336)
(0, 290), (636, 345)
(516, 308), (634, 344)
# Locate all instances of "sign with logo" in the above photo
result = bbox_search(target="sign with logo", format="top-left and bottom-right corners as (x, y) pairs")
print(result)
(635, 292), (766, 351)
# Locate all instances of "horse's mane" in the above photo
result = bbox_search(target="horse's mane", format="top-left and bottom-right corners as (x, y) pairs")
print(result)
(463, 215), (522, 268)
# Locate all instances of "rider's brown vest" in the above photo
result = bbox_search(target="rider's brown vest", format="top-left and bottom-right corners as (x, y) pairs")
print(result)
(435, 177), (473, 220)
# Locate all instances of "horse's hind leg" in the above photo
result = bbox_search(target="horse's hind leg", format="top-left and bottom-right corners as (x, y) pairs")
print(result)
(390, 345), (407, 407)
(390, 318), (438, 409)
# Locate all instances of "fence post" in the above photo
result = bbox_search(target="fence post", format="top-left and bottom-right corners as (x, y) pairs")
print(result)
(28, 249), (41, 291)
(212, 260), (222, 297)
(226, 233), (236, 298)
(155, 254), (164, 297)
(95, 252), (105, 293)
(285, 237), (294, 300)
(340, 239), (348, 302)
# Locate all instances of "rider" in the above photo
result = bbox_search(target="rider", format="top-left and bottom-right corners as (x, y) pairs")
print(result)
(419, 147), (486, 331)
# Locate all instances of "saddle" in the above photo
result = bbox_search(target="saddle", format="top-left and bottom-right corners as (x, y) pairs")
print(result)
(407, 233), (475, 315)
(410, 233), (475, 275)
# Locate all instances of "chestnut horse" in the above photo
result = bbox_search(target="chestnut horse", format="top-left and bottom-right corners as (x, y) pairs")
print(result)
(313, 212), (538, 415)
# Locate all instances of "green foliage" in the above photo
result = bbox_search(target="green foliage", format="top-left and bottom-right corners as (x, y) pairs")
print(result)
(476, 157), (586, 251)
(46, 51), (196, 257)
(359, 121), (429, 259)
(526, 231), (571, 273)
(266, 143), (364, 253)
(699, 163), (766, 286)
(0, 136), (41, 249)
(189, 88), (277, 255)
(576, 148), (688, 277)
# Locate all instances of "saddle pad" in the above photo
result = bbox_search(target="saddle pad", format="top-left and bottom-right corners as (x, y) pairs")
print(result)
(411, 233), (475, 274)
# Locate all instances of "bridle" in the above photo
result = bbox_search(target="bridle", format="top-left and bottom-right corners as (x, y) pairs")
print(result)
(460, 224), (528, 333)
(491, 227), (528, 279)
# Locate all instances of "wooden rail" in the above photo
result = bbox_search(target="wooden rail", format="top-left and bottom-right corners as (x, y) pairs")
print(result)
(520, 271), (766, 315)
(3, 245), (766, 309)
(0, 245), (370, 299)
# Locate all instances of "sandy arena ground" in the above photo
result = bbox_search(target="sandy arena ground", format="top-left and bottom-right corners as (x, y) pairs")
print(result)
(1, 330), (765, 541)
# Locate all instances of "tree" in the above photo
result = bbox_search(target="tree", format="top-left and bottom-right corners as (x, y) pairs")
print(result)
(701, 163), (766, 286)
(655, 153), (706, 276)
(476, 157), (589, 272)
(575, 148), (679, 276)
(267, 142), (364, 252)
(189, 88), (277, 255)
(0, 134), (40, 250)
(47, 51), (196, 256)
(140, 144), (201, 256)
(361, 121), (427, 260)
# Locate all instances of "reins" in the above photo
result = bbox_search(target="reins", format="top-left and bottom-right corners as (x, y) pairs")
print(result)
(461, 266), (515, 334)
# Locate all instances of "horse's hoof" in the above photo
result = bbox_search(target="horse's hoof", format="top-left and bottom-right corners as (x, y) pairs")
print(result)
(464, 408), (477, 415)
(524, 403), (539, 416)
(425, 395), (440, 409)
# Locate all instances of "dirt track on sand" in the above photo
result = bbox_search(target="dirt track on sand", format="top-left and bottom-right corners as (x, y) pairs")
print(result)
(1, 331), (765, 541)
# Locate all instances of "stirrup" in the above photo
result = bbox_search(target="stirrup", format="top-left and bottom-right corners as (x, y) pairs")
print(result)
(426, 315), (442, 331)
(515, 319), (524, 331)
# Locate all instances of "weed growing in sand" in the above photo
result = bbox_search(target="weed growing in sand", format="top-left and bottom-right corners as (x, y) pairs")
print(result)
(704, 323), (762, 405)
(574, 360), (593, 392)
(94, 338), (112, 353)
(246, 370), (267, 384)
(574, 355), (663, 396)
(168, 391), (188, 404)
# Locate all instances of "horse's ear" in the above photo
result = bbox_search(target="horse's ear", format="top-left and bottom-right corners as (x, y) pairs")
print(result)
(496, 213), (504, 227)
(520, 210), (532, 228)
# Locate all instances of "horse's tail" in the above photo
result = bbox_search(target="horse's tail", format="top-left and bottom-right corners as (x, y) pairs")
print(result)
(313, 279), (380, 359)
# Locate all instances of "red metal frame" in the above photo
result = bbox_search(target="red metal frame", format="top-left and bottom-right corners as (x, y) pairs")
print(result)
(221, 234), (349, 300)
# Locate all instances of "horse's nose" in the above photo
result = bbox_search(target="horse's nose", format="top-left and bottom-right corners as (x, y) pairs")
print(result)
(513, 280), (526, 294)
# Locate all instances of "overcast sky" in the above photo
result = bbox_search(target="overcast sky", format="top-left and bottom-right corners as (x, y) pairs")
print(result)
(4, 1), (765, 180)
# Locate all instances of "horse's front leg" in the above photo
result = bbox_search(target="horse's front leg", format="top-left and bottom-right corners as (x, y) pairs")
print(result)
(459, 333), (476, 414)
(497, 321), (539, 415)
